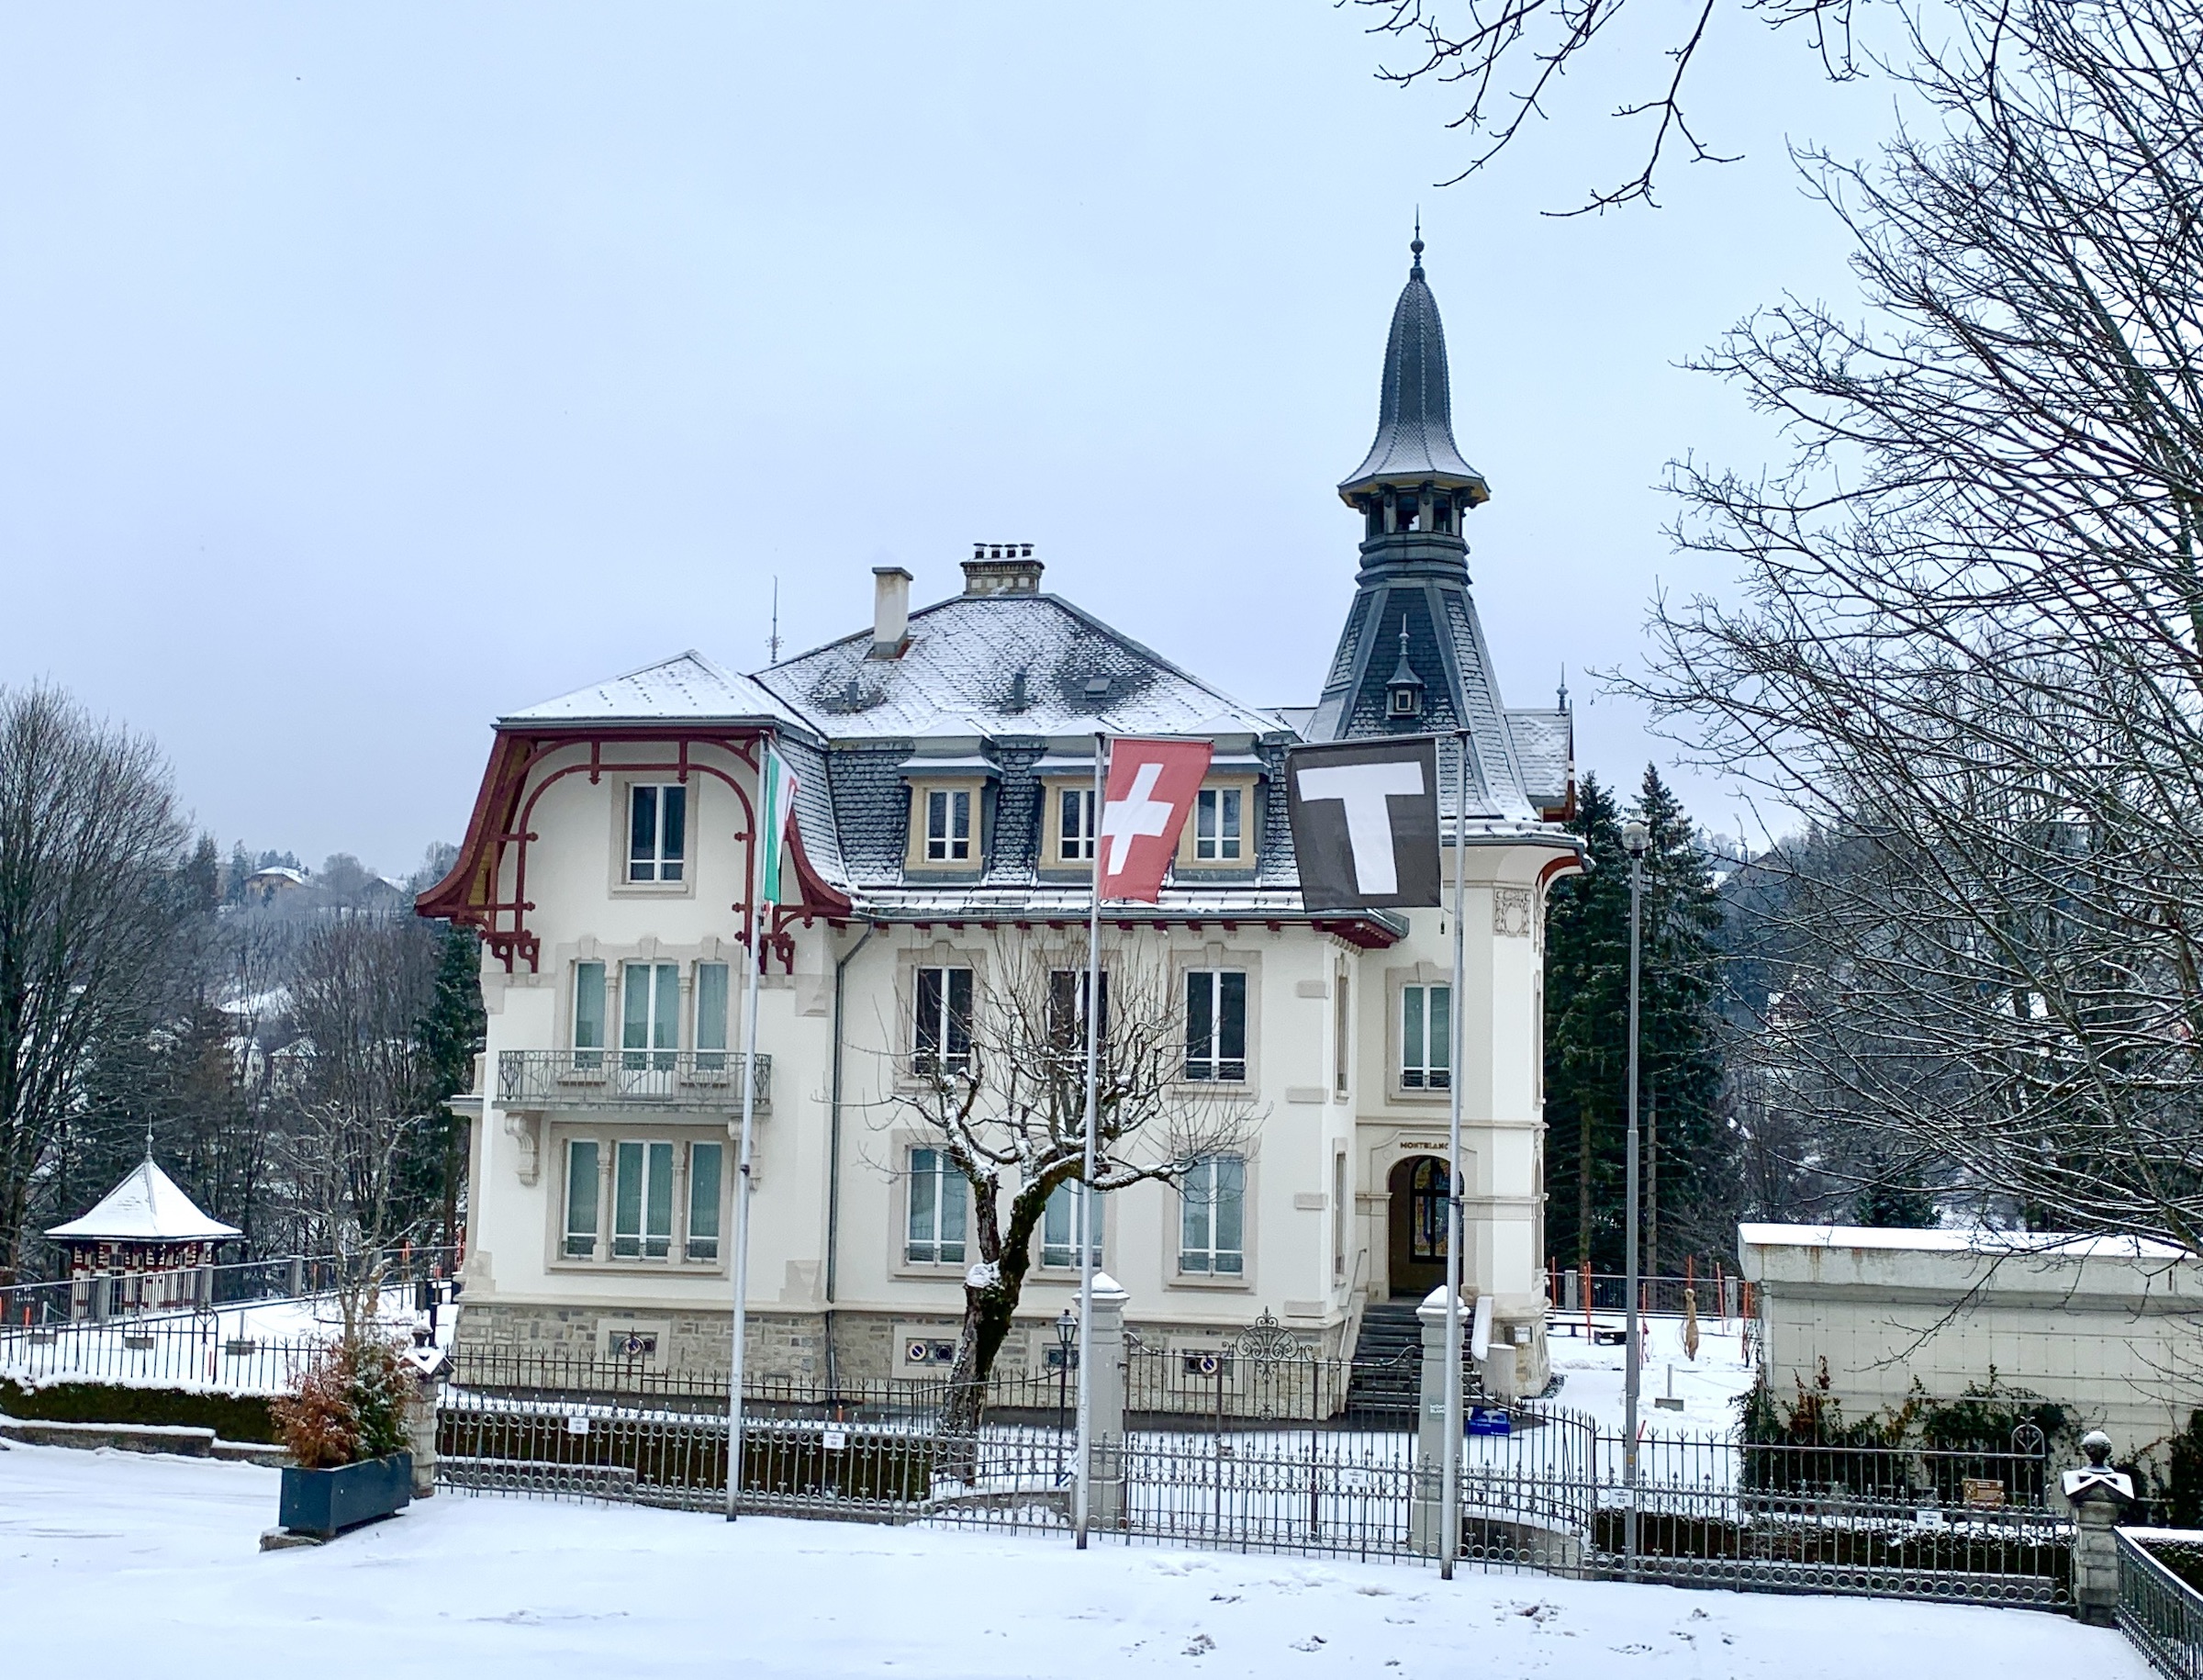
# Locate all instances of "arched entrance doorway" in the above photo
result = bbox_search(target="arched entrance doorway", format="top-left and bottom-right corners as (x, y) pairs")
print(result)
(1387, 1155), (1449, 1298)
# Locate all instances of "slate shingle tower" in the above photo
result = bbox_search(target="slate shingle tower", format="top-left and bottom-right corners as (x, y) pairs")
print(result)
(1310, 236), (1571, 824)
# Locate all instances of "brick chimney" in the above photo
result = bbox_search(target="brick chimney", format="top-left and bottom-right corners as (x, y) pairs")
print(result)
(961, 543), (1044, 598)
(868, 566), (912, 659)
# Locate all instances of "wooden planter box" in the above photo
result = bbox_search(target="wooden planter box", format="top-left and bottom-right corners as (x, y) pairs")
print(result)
(278, 1451), (413, 1539)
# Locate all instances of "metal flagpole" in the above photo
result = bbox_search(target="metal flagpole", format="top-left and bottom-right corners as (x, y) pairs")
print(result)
(1440, 730), (1468, 1580)
(1076, 732), (1106, 1550)
(726, 745), (769, 1520)
(1070, 727), (1102, 1534)
(1622, 818), (1648, 1575)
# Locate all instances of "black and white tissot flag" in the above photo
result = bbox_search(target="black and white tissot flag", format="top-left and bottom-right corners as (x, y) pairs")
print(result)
(1284, 737), (1442, 911)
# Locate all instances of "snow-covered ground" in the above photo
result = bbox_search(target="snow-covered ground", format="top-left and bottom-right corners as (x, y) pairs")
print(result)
(1547, 1310), (1760, 1437)
(0, 1442), (2143, 1679)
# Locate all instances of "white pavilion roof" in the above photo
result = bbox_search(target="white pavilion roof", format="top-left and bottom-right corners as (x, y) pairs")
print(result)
(46, 1157), (242, 1243)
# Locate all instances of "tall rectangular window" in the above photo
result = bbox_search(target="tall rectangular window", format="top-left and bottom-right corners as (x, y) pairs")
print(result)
(622, 962), (680, 1070)
(1194, 787), (1243, 860)
(1402, 983), (1451, 1091)
(1184, 970), (1247, 1082)
(1041, 1181), (1103, 1269)
(906, 1147), (967, 1264)
(923, 789), (973, 861)
(1180, 1155), (1246, 1275)
(613, 1139), (675, 1260)
(695, 962), (730, 1070)
(687, 1141), (722, 1262)
(1057, 787), (1095, 861)
(628, 784), (688, 882)
(574, 961), (607, 1070)
(564, 1139), (599, 1259)
(1333, 973), (1350, 1097)
(914, 967), (974, 1076)
(1332, 1152), (1348, 1281)
(1048, 969), (1109, 1056)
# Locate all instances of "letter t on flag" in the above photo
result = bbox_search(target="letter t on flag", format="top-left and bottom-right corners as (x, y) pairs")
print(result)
(1284, 737), (1443, 910)
(1096, 737), (1212, 902)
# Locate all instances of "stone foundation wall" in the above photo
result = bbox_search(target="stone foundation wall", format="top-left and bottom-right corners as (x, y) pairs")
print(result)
(453, 1301), (1353, 1383)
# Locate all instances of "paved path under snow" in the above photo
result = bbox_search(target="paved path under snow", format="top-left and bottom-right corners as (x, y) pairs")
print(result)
(0, 1442), (2147, 1679)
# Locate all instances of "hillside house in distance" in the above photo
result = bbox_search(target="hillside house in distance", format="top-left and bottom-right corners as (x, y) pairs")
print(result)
(420, 239), (1582, 1396)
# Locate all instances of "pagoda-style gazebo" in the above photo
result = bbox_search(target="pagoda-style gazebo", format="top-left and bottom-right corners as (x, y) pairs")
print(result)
(47, 1153), (241, 1318)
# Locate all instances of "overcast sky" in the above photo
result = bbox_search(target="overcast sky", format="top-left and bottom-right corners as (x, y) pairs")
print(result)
(0, 5), (1891, 878)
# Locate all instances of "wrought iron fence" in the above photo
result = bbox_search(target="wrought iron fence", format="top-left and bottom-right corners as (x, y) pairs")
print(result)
(2119, 1529), (2203, 1679)
(0, 1318), (329, 1394)
(497, 1049), (770, 1114)
(0, 1246), (459, 1329)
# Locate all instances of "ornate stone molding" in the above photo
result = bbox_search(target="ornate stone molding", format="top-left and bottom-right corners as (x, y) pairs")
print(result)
(503, 1111), (542, 1187)
(1493, 886), (1535, 939)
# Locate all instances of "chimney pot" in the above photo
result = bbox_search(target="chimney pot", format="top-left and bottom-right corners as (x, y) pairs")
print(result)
(960, 544), (1045, 599)
(869, 566), (912, 659)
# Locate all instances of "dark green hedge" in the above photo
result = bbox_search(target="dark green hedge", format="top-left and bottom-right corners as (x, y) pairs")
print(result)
(1, 1379), (277, 1443)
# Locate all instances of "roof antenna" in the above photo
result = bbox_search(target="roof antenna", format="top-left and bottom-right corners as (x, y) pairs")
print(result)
(767, 577), (782, 664)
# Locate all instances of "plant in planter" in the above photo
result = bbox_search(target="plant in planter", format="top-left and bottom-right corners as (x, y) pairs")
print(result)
(271, 1338), (416, 1540)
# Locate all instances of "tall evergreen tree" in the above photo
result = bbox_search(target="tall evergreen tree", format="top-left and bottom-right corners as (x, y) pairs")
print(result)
(411, 922), (485, 1250)
(1542, 767), (1727, 1273)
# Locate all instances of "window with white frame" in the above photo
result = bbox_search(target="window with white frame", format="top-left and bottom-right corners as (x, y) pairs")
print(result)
(574, 961), (608, 1070)
(628, 784), (688, 882)
(1047, 968), (1108, 1055)
(1040, 1180), (1103, 1269)
(923, 789), (973, 861)
(561, 1135), (720, 1266)
(621, 962), (680, 1070)
(687, 1141), (723, 1261)
(1183, 970), (1247, 1082)
(1401, 983), (1451, 1091)
(1193, 787), (1243, 860)
(1057, 786), (1095, 862)
(1180, 1155), (1246, 1275)
(695, 962), (730, 1071)
(612, 1139), (675, 1260)
(906, 1147), (968, 1264)
(914, 966), (974, 1076)
(564, 1139), (600, 1259)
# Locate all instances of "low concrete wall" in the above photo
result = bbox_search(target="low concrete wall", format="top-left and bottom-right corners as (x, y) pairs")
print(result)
(1739, 1224), (2203, 1456)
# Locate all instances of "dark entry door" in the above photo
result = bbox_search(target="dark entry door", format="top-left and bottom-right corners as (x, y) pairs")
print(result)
(1387, 1155), (1448, 1297)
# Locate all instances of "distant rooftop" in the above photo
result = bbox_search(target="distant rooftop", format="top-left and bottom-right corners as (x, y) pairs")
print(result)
(47, 1156), (242, 1244)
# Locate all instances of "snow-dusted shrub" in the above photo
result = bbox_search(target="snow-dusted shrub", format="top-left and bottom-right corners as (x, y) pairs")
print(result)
(272, 1338), (412, 1469)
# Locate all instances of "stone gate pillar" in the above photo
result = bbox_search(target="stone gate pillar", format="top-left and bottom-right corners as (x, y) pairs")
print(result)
(1410, 1286), (1461, 1557)
(1083, 1273), (1130, 1529)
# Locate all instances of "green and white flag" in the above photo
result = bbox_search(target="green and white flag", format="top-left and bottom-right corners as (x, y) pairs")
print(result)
(758, 745), (800, 907)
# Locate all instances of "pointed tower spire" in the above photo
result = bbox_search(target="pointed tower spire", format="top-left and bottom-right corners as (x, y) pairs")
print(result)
(1336, 230), (1489, 513)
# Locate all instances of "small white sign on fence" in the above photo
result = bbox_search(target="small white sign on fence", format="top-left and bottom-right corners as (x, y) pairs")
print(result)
(822, 1428), (848, 1452)
(565, 1415), (590, 1437)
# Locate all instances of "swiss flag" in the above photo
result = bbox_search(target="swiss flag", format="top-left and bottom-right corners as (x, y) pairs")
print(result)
(1097, 737), (1213, 902)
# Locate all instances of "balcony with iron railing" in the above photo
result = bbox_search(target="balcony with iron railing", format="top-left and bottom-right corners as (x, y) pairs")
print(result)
(496, 1049), (771, 1114)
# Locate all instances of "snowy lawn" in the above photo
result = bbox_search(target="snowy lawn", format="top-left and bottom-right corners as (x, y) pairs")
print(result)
(1548, 1311), (1759, 1437)
(0, 1442), (2145, 1679)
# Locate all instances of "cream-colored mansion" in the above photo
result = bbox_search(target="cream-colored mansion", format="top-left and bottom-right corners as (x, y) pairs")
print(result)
(421, 242), (1581, 1397)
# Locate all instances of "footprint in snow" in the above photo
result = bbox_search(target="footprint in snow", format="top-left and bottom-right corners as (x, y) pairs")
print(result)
(1183, 1633), (1215, 1656)
(1290, 1635), (1327, 1652)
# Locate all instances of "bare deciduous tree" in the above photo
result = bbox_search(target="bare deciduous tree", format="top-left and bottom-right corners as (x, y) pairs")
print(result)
(281, 913), (442, 1338)
(0, 684), (190, 1281)
(871, 938), (1257, 1435)
(1625, 0), (2203, 1243)
(1355, 0), (1863, 211)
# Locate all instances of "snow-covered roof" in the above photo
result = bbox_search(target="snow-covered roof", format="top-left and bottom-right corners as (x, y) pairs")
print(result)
(504, 650), (812, 733)
(246, 867), (308, 886)
(47, 1157), (242, 1243)
(757, 592), (1285, 744)
(1738, 1223), (2189, 1260)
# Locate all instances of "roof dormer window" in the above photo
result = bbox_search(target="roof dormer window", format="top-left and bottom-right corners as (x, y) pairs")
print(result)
(1386, 623), (1425, 720)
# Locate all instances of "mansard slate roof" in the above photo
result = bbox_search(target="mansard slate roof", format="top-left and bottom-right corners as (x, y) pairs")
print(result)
(1337, 241), (1489, 504)
(48, 1156), (241, 1243)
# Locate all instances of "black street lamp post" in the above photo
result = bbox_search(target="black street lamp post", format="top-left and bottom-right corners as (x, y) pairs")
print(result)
(1055, 1308), (1078, 1480)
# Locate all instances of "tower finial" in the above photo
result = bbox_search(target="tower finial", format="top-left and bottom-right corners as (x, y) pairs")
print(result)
(144, 1120), (155, 1162)
(1411, 208), (1424, 274)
